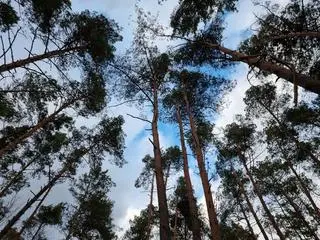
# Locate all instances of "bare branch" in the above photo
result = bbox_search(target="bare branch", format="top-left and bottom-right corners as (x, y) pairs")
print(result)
(127, 113), (151, 123)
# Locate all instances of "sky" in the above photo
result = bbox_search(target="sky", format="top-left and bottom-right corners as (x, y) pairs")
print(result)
(5, 0), (291, 239)
(67, 0), (285, 238)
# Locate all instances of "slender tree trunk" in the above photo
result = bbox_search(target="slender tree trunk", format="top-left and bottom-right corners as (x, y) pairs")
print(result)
(164, 162), (171, 188)
(240, 157), (286, 240)
(280, 190), (319, 240)
(182, 92), (220, 240)
(173, 205), (179, 240)
(151, 88), (170, 240)
(285, 158), (320, 216)
(31, 223), (44, 240)
(0, 98), (79, 158)
(0, 166), (67, 238)
(0, 155), (39, 198)
(236, 195), (257, 240)
(19, 184), (52, 235)
(176, 106), (202, 240)
(236, 173), (269, 240)
(146, 173), (155, 240)
(0, 46), (85, 73)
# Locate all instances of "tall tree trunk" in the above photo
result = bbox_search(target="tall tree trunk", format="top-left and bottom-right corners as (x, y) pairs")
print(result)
(236, 173), (269, 240)
(31, 223), (44, 240)
(236, 195), (257, 240)
(146, 173), (155, 240)
(279, 190), (319, 240)
(0, 166), (67, 238)
(240, 156), (286, 240)
(18, 184), (52, 235)
(182, 92), (220, 240)
(176, 106), (202, 240)
(0, 98), (79, 158)
(201, 42), (320, 94)
(151, 88), (170, 240)
(0, 46), (85, 73)
(164, 162), (171, 188)
(173, 204), (179, 240)
(283, 155), (320, 216)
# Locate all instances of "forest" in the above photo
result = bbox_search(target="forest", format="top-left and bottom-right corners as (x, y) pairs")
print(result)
(0, 0), (319, 239)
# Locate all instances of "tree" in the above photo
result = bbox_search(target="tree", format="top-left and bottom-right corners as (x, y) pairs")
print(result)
(135, 146), (183, 239)
(219, 121), (286, 240)
(65, 163), (117, 240)
(216, 154), (267, 240)
(167, 0), (320, 94)
(163, 69), (229, 239)
(21, 203), (65, 240)
(123, 208), (158, 240)
(0, 116), (125, 238)
(0, 0), (122, 158)
(244, 83), (320, 168)
(111, 11), (173, 238)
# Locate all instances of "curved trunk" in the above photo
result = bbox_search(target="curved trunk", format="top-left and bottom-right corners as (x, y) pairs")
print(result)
(151, 88), (170, 240)
(241, 157), (286, 240)
(182, 92), (220, 239)
(176, 107), (202, 240)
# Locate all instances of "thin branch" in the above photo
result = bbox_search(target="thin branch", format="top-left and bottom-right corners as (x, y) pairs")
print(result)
(107, 98), (147, 108)
(1, 36), (6, 65)
(0, 27), (21, 60)
(127, 113), (151, 123)
(107, 62), (154, 105)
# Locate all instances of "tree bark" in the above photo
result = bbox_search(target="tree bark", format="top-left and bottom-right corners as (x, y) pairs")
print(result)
(151, 87), (171, 240)
(176, 106), (202, 240)
(240, 157), (286, 240)
(182, 92), (220, 240)
(0, 46), (85, 74)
